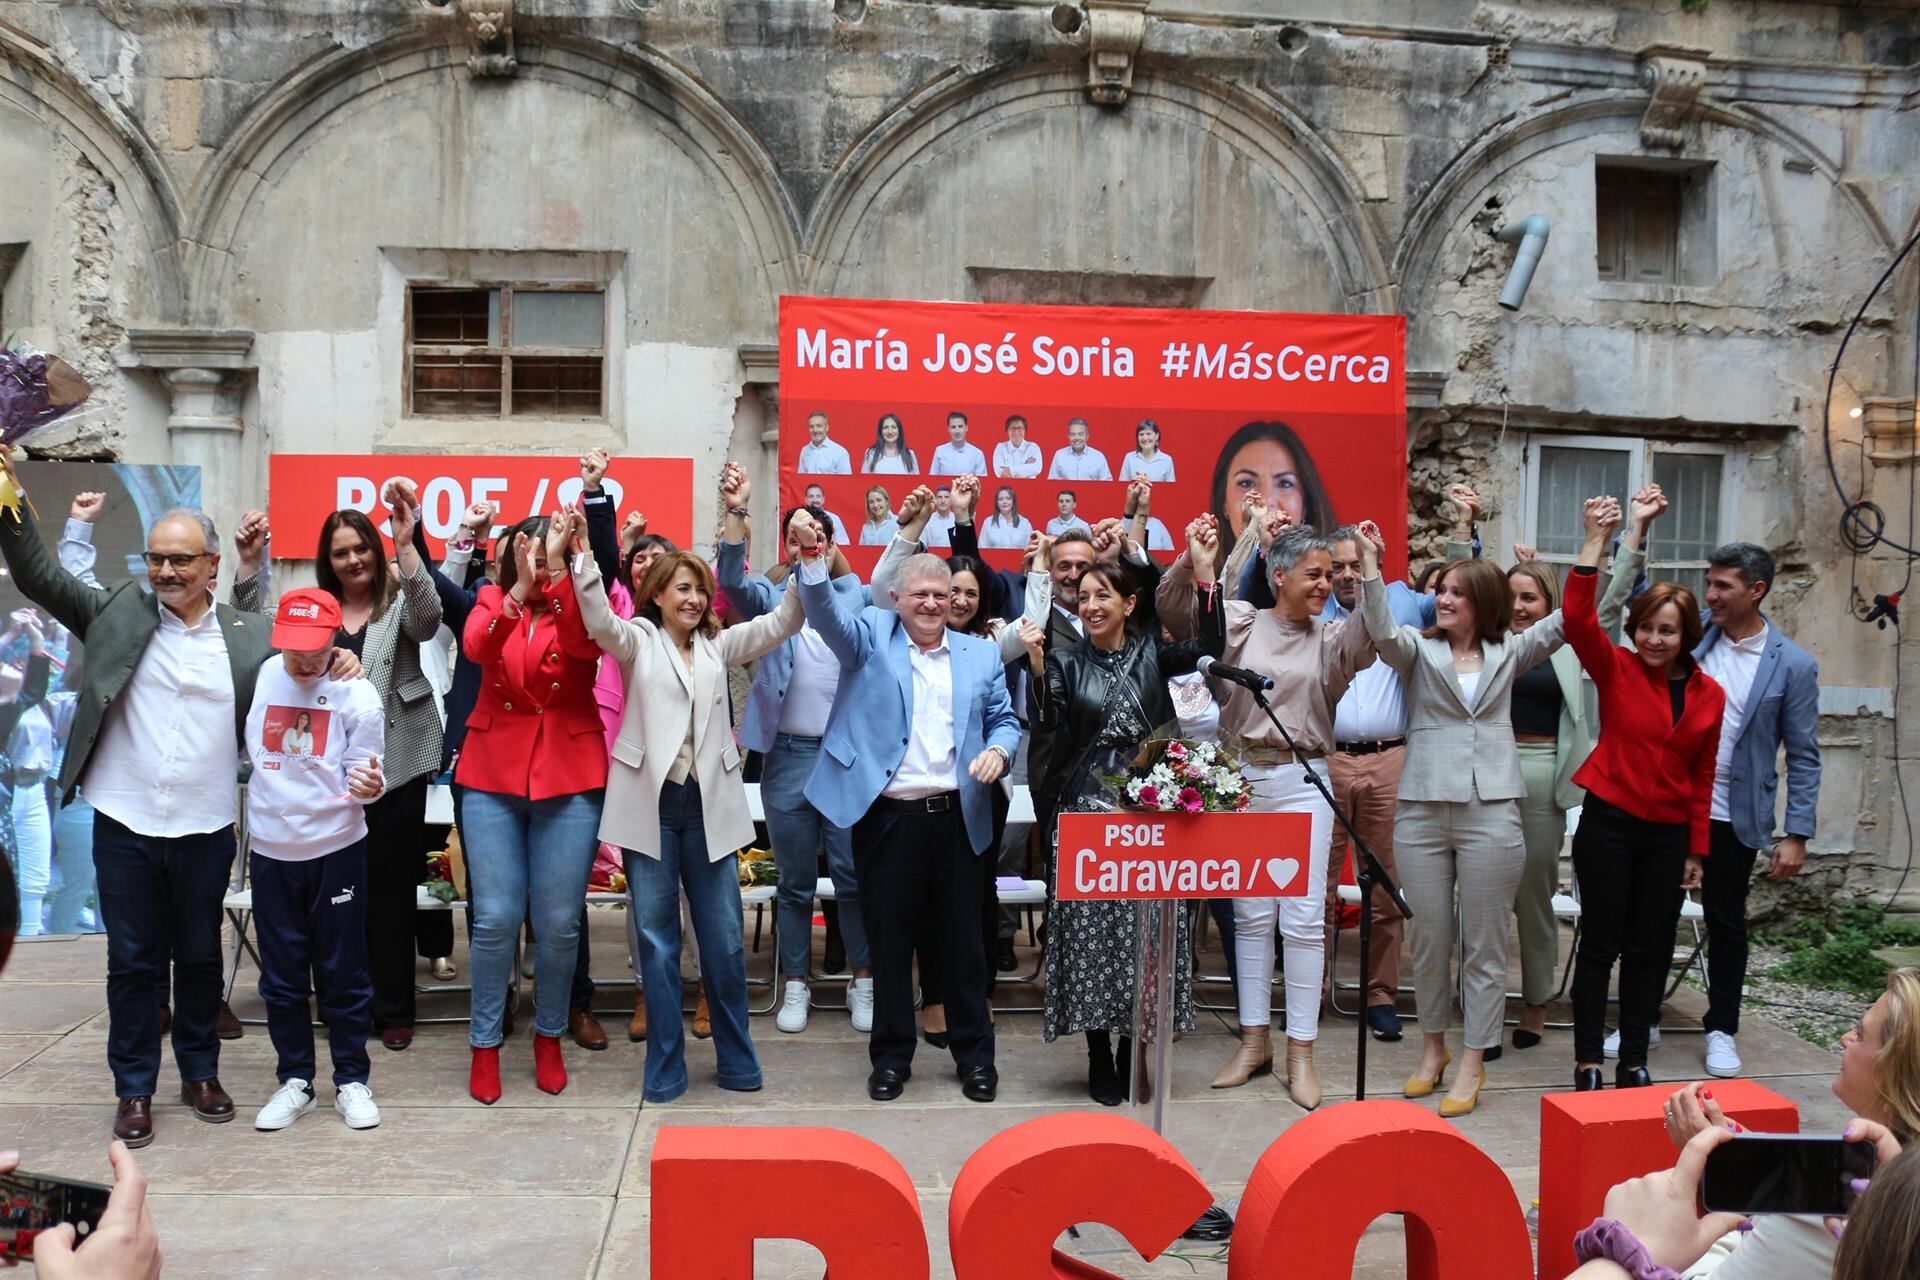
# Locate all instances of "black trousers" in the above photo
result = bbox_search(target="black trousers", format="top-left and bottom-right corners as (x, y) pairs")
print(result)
(365, 775), (431, 1030)
(1570, 797), (1688, 1067)
(93, 812), (234, 1097)
(854, 801), (995, 1074)
(252, 842), (372, 1087)
(1702, 820), (1759, 1036)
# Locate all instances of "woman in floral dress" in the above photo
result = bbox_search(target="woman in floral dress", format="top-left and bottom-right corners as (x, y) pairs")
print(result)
(1021, 517), (1223, 1105)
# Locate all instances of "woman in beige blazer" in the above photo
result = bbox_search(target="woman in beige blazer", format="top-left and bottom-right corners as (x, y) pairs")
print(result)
(567, 511), (808, 1105)
(1353, 501), (1615, 1117)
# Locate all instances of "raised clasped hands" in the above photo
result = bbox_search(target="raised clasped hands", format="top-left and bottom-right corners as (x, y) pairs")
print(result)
(1630, 483), (1668, 527)
(788, 507), (820, 553)
(580, 447), (610, 491)
(1582, 495), (1624, 538)
(720, 462), (750, 509)
(1355, 519), (1386, 574)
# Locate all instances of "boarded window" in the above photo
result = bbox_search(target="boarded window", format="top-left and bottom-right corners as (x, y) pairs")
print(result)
(407, 285), (605, 419)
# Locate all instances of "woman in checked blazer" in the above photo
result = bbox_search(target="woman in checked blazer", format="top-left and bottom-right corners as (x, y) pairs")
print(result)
(1353, 498), (1617, 1117)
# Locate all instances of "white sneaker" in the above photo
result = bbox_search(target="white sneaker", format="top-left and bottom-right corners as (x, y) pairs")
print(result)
(1704, 1031), (1742, 1078)
(776, 980), (811, 1034)
(254, 1079), (316, 1131)
(1603, 1027), (1661, 1059)
(334, 1081), (381, 1129)
(848, 978), (874, 1034)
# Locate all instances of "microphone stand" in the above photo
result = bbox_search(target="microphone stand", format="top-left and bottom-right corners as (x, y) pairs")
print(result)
(1245, 685), (1411, 1101)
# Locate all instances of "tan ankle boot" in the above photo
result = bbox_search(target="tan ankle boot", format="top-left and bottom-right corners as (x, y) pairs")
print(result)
(1286, 1038), (1322, 1111)
(626, 990), (647, 1043)
(1211, 1025), (1273, 1089)
(692, 982), (712, 1040)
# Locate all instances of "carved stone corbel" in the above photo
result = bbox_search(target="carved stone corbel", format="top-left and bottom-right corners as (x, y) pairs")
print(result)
(1637, 49), (1707, 150)
(1084, 1), (1149, 108)
(461, 0), (516, 78)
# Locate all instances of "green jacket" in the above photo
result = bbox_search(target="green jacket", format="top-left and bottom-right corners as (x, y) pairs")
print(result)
(0, 511), (274, 806)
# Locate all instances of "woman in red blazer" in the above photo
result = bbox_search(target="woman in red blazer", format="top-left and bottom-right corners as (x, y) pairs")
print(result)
(456, 514), (608, 1105)
(1563, 496), (1725, 1093)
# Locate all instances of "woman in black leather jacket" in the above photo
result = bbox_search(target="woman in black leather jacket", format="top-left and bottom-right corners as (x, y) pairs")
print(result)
(1021, 516), (1224, 1104)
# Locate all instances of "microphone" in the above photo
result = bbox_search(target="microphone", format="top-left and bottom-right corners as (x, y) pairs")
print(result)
(1197, 656), (1274, 692)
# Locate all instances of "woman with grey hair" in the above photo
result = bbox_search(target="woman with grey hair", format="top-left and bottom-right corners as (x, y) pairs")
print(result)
(1157, 514), (1375, 1110)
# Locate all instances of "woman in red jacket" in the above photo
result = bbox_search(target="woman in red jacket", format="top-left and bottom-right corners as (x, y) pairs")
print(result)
(457, 513), (608, 1104)
(1564, 496), (1725, 1092)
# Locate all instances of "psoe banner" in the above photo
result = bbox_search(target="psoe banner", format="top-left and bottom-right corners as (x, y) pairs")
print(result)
(268, 454), (694, 555)
(777, 295), (1407, 580)
(1056, 812), (1313, 901)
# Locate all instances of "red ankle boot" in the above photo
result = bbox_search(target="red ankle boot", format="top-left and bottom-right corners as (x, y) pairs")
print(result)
(469, 1046), (501, 1105)
(533, 1033), (568, 1095)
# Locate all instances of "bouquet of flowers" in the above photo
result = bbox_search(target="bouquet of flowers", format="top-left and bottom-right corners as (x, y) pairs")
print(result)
(1109, 737), (1252, 814)
(421, 849), (458, 905)
(0, 340), (95, 518)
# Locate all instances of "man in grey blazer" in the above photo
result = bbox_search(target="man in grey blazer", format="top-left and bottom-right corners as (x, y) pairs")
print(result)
(0, 492), (354, 1147)
(1609, 538), (1821, 1078)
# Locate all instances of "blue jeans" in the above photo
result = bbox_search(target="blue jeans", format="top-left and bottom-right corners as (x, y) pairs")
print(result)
(91, 812), (235, 1098)
(46, 793), (97, 934)
(627, 779), (761, 1103)
(460, 788), (603, 1047)
(762, 734), (869, 978)
(250, 842), (373, 1087)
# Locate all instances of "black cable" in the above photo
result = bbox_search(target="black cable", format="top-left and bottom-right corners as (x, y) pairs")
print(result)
(1823, 224), (1920, 567)
(1888, 613), (1913, 910)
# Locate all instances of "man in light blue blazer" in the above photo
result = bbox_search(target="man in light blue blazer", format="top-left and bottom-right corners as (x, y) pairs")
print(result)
(1693, 542), (1821, 1077)
(1613, 538), (1821, 1079)
(794, 548), (1021, 1104)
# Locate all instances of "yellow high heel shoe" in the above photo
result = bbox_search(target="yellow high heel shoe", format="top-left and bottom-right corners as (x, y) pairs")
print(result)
(1402, 1048), (1452, 1099)
(1438, 1068), (1487, 1118)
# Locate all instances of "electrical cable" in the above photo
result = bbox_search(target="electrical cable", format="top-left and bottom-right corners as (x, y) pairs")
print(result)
(1820, 224), (1920, 908)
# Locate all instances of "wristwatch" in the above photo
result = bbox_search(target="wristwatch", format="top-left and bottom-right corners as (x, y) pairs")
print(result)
(1572, 1219), (1681, 1280)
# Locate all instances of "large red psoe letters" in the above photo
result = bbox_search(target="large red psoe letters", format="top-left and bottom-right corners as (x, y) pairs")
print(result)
(647, 1088), (1800, 1278)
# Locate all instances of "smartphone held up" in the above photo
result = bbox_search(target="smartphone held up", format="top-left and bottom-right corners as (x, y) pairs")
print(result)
(1701, 1133), (1879, 1217)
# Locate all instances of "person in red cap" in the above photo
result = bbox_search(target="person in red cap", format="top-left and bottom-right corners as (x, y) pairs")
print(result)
(242, 587), (389, 1133)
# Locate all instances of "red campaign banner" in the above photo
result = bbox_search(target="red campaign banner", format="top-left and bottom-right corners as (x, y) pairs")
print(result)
(1055, 812), (1313, 901)
(268, 454), (694, 556)
(777, 295), (1408, 581)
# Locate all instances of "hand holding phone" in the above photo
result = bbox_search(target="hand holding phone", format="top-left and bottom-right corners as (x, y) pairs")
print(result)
(1701, 1132), (1879, 1216)
(2, 1141), (161, 1278)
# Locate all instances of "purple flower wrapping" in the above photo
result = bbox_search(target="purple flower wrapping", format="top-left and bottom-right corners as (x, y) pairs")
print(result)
(0, 347), (93, 443)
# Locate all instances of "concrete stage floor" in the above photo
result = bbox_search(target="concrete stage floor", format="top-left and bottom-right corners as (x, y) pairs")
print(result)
(0, 911), (1852, 1277)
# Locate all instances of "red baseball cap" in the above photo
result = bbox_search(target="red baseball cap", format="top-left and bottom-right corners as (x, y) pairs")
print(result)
(272, 587), (342, 651)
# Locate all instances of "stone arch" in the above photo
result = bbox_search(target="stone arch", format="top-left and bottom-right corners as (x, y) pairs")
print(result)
(805, 63), (1392, 314)
(182, 32), (802, 330)
(1394, 91), (1897, 325)
(0, 26), (188, 321)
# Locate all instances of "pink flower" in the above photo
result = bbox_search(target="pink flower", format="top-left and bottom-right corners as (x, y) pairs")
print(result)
(1166, 741), (1188, 760)
(1137, 785), (1160, 807)
(1234, 793), (1252, 811)
(1178, 787), (1202, 812)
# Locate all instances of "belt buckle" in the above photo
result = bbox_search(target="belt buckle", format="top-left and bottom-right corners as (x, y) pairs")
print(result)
(926, 793), (954, 813)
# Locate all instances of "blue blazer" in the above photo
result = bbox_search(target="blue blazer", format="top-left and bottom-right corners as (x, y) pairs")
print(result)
(1695, 614), (1821, 849)
(795, 567), (1023, 854)
(714, 538), (871, 755)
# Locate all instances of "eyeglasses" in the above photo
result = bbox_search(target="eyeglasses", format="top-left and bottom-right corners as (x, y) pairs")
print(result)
(142, 552), (211, 571)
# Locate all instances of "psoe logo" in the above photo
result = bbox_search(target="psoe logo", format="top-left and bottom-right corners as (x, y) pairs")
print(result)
(330, 885), (356, 906)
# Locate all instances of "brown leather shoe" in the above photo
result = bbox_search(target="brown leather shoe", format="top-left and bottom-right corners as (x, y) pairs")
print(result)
(217, 1002), (244, 1040)
(181, 1078), (235, 1123)
(626, 990), (647, 1043)
(157, 1004), (172, 1036)
(381, 1026), (414, 1051)
(114, 1096), (154, 1148)
(692, 982), (712, 1040)
(569, 1006), (608, 1051)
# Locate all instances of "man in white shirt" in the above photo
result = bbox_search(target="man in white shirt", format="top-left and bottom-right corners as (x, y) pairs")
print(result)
(245, 588), (388, 1133)
(993, 415), (1042, 478)
(923, 486), (957, 549)
(0, 494), (358, 1148)
(929, 412), (988, 476)
(1045, 489), (1092, 538)
(793, 550), (1020, 1103)
(803, 484), (851, 543)
(796, 411), (852, 475)
(1048, 419), (1113, 481)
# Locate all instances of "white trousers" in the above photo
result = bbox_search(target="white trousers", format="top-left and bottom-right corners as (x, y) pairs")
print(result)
(1232, 759), (1334, 1042)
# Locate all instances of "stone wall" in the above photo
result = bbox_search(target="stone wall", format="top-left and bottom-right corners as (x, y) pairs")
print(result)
(2, 0), (1918, 908)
